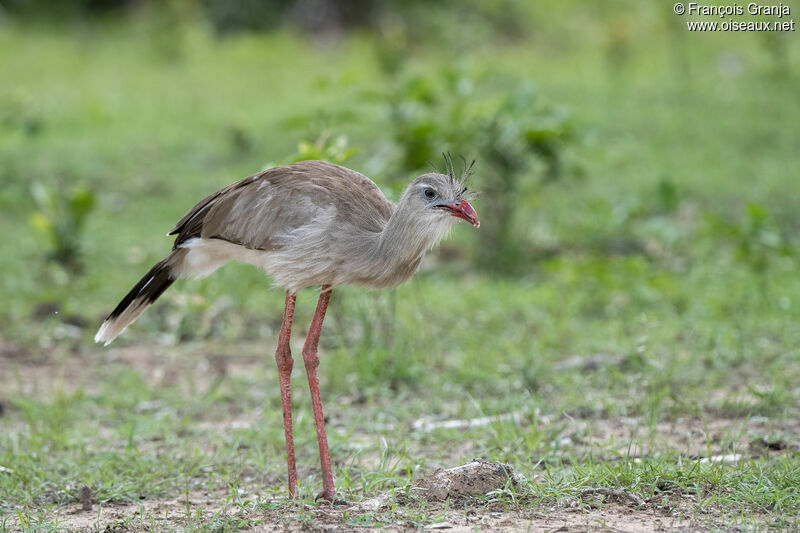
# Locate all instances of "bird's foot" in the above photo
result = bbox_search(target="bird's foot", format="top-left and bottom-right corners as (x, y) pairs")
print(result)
(315, 491), (347, 506)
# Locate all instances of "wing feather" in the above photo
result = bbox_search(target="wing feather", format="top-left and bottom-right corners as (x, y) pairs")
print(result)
(169, 160), (394, 252)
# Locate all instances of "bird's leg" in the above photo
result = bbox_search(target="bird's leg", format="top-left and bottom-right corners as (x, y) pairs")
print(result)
(302, 285), (337, 502)
(275, 291), (297, 498)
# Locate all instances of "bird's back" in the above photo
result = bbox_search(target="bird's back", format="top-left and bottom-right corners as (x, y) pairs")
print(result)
(169, 160), (395, 291)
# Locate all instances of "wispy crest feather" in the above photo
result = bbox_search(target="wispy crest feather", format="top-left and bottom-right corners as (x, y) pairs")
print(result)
(440, 152), (477, 201)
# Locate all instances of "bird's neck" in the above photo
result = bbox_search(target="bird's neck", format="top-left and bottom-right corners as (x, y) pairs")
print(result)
(373, 200), (452, 281)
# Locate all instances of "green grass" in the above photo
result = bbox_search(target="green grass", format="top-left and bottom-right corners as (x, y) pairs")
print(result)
(1, 2), (799, 530)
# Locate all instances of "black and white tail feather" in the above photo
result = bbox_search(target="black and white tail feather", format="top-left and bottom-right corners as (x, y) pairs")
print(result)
(94, 250), (185, 345)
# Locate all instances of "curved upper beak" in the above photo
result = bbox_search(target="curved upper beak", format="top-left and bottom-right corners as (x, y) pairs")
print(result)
(435, 200), (480, 228)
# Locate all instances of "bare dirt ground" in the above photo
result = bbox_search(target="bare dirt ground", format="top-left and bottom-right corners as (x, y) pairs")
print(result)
(36, 460), (719, 533)
(30, 470), (768, 533)
(1, 341), (795, 532)
(46, 498), (709, 533)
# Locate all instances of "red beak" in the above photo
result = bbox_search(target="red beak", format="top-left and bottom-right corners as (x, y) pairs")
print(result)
(436, 200), (480, 228)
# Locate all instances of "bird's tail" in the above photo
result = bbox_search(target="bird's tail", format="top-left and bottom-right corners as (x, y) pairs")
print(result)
(94, 249), (186, 346)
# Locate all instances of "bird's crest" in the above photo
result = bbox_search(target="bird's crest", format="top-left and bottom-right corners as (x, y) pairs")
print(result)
(431, 153), (477, 200)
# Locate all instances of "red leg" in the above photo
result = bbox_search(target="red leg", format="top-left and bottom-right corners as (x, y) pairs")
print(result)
(275, 291), (297, 497)
(302, 286), (336, 502)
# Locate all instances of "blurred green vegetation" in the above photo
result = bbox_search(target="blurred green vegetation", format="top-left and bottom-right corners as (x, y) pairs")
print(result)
(0, 0), (798, 527)
(0, 0), (797, 341)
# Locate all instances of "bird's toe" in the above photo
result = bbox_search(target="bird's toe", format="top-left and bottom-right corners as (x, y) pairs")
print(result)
(315, 491), (347, 506)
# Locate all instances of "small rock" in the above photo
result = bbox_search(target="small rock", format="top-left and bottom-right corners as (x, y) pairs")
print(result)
(425, 522), (455, 529)
(410, 459), (516, 501)
(699, 454), (743, 464)
(80, 485), (92, 511)
(357, 492), (392, 511)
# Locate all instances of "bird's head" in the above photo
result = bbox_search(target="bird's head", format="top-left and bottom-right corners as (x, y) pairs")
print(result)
(406, 157), (480, 228)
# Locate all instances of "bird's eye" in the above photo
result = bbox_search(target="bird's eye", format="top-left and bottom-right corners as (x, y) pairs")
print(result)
(423, 188), (436, 199)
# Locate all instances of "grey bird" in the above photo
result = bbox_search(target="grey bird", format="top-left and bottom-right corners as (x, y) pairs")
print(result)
(95, 158), (480, 501)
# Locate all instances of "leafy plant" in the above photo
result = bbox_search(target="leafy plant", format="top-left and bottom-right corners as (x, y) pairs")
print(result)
(381, 68), (577, 272)
(707, 203), (792, 275)
(29, 182), (96, 273)
(287, 131), (359, 165)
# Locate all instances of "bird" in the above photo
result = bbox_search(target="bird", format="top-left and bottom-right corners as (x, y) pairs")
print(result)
(94, 158), (480, 502)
